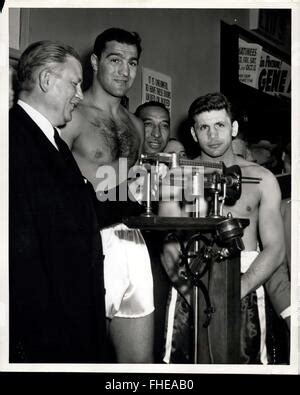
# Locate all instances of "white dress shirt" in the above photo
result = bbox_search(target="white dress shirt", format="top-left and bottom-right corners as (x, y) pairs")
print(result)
(18, 99), (59, 150)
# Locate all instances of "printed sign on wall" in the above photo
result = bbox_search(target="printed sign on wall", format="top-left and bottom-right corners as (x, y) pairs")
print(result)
(238, 38), (262, 88)
(142, 67), (172, 113)
(257, 50), (291, 98)
(239, 38), (291, 98)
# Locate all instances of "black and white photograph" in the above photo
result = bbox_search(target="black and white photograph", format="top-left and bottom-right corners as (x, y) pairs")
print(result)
(0, 0), (299, 380)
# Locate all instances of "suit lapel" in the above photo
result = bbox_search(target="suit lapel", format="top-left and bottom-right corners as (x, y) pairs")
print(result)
(12, 105), (84, 186)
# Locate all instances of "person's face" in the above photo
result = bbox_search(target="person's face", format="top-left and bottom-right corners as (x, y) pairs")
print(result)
(191, 109), (238, 159)
(92, 40), (139, 98)
(48, 56), (83, 126)
(164, 140), (186, 157)
(140, 106), (170, 154)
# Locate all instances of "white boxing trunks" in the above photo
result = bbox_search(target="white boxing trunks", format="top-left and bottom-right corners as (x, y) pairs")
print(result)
(101, 224), (154, 319)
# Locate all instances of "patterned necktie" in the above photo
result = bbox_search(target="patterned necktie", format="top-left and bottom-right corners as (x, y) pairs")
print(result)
(53, 128), (72, 160)
(53, 127), (83, 179)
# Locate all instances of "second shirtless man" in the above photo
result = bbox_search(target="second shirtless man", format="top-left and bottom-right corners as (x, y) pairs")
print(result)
(61, 28), (154, 363)
(162, 93), (288, 364)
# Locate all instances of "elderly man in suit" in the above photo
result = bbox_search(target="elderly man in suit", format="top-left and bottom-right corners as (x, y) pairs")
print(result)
(9, 40), (120, 363)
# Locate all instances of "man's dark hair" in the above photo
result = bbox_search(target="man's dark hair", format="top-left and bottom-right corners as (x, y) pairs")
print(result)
(188, 92), (233, 126)
(135, 101), (170, 118)
(18, 40), (81, 91)
(93, 27), (142, 59)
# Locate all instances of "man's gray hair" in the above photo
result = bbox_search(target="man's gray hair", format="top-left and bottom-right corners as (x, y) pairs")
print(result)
(17, 40), (81, 91)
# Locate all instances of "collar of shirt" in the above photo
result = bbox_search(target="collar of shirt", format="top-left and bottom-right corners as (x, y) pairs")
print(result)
(18, 99), (59, 150)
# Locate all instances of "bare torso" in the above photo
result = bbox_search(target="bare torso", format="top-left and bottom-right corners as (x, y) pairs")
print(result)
(61, 99), (143, 190)
(160, 150), (284, 300)
(222, 158), (264, 251)
(163, 155), (274, 252)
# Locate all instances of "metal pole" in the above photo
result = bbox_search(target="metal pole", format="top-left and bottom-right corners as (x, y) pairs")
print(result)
(143, 171), (153, 217)
(192, 172), (201, 363)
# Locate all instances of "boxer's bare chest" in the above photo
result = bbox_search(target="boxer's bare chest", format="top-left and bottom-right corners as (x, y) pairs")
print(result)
(223, 169), (261, 226)
(224, 186), (258, 218)
(76, 108), (141, 167)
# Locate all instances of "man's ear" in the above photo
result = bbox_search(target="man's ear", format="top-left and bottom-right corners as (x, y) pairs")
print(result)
(232, 120), (239, 137)
(90, 53), (98, 72)
(39, 69), (52, 92)
(190, 126), (198, 143)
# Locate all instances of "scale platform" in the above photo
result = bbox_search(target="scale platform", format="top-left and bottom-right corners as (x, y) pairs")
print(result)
(123, 215), (249, 231)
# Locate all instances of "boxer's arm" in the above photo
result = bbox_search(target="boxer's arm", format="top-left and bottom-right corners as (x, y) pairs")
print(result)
(241, 169), (286, 298)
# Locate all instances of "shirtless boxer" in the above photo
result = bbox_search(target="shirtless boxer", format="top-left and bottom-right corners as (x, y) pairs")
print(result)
(162, 93), (288, 364)
(61, 28), (154, 363)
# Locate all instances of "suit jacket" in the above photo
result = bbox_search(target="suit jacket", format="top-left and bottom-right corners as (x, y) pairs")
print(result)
(9, 104), (109, 363)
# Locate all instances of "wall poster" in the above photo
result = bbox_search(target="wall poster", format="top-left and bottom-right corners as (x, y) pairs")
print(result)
(141, 67), (172, 114)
